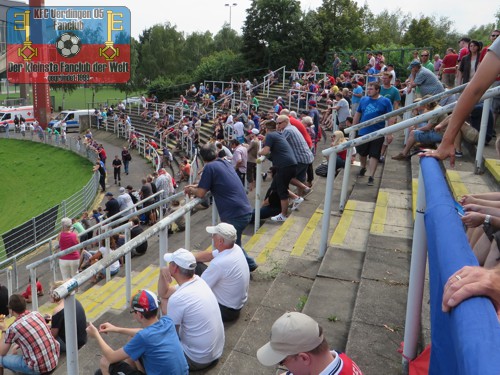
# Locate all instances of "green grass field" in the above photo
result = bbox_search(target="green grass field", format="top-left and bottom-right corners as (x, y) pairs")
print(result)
(0, 86), (142, 111)
(0, 139), (93, 235)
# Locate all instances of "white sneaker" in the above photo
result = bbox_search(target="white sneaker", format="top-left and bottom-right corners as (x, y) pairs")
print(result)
(271, 213), (287, 222)
(291, 197), (304, 211)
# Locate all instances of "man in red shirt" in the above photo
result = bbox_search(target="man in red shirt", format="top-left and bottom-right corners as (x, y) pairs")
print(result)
(440, 48), (459, 88)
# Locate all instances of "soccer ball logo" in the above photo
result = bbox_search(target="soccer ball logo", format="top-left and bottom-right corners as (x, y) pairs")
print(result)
(55, 33), (82, 58)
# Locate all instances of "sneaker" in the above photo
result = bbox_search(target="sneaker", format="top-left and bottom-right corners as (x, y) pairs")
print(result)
(271, 213), (287, 222)
(262, 172), (268, 181)
(359, 167), (366, 176)
(455, 151), (463, 158)
(367, 176), (374, 186)
(291, 197), (304, 211)
(379, 156), (385, 163)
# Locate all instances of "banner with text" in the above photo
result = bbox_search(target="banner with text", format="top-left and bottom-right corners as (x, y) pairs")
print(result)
(7, 6), (131, 84)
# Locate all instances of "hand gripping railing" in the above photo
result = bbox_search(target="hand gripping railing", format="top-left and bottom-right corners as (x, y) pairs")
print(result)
(319, 84), (500, 258)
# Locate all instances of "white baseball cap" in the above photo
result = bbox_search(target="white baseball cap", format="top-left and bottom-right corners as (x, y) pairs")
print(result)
(163, 248), (196, 270)
(206, 223), (237, 242)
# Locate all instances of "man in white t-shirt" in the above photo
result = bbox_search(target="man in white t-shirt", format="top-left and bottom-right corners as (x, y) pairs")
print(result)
(194, 223), (250, 322)
(158, 248), (224, 371)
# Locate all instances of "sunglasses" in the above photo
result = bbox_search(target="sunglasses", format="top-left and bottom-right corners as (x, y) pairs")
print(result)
(421, 54), (429, 57)
(492, 34), (500, 38)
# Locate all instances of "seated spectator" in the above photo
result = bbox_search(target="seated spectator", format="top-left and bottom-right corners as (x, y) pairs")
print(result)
(0, 283), (7, 316)
(158, 249), (224, 371)
(87, 289), (188, 375)
(130, 216), (148, 257)
(257, 312), (363, 374)
(48, 281), (87, 351)
(392, 100), (448, 160)
(0, 295), (60, 374)
(22, 277), (44, 303)
(251, 167), (282, 222)
(193, 223), (250, 322)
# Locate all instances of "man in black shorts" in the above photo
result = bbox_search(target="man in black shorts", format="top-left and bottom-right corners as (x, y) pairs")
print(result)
(258, 120), (298, 222)
(353, 82), (394, 186)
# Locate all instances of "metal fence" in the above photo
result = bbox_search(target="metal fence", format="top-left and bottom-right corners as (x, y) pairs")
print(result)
(0, 131), (100, 285)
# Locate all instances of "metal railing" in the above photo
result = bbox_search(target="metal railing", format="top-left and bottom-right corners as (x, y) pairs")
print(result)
(0, 132), (100, 284)
(49, 193), (205, 374)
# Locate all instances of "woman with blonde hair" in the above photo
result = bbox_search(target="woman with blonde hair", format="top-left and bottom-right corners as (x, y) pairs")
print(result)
(330, 131), (349, 170)
(57, 217), (80, 280)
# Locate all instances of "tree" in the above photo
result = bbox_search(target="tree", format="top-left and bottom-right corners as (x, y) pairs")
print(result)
(213, 25), (242, 53)
(181, 31), (214, 73)
(242, 0), (303, 68)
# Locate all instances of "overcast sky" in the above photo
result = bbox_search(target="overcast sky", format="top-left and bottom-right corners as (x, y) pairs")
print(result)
(42, 0), (497, 40)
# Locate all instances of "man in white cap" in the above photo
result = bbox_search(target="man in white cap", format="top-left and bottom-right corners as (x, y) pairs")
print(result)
(257, 312), (363, 375)
(117, 186), (135, 216)
(158, 248), (224, 371)
(194, 223), (250, 322)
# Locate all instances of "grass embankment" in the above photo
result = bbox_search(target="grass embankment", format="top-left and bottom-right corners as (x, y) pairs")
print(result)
(0, 139), (93, 235)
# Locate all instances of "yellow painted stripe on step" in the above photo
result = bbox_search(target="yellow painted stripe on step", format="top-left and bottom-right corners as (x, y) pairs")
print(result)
(291, 209), (323, 256)
(87, 268), (157, 320)
(485, 159), (500, 182)
(111, 267), (161, 310)
(243, 227), (267, 252)
(256, 217), (296, 264)
(446, 170), (469, 198)
(80, 278), (124, 314)
(370, 191), (389, 234)
(330, 201), (357, 246)
(412, 178), (418, 221)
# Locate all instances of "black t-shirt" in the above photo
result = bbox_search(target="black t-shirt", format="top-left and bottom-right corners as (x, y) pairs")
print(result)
(112, 159), (122, 168)
(131, 225), (148, 254)
(264, 131), (297, 168)
(51, 299), (87, 348)
(105, 198), (120, 217)
(0, 286), (8, 316)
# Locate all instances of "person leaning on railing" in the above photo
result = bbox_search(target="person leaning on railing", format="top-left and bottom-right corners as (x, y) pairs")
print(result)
(426, 36), (500, 166)
(425, 37), (500, 316)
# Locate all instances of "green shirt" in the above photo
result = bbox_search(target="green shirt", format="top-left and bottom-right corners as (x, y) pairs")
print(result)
(422, 61), (434, 72)
(72, 222), (85, 234)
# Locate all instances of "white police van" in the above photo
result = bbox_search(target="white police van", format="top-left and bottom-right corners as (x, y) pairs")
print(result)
(49, 109), (91, 132)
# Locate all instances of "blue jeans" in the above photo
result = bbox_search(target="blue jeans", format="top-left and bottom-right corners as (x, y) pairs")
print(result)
(228, 213), (257, 270)
(0, 354), (41, 374)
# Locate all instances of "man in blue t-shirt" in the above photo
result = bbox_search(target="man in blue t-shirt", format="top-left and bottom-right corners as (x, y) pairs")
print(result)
(87, 289), (188, 375)
(184, 144), (258, 272)
(354, 82), (393, 186)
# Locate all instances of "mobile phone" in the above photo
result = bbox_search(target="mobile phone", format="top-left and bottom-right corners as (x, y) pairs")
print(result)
(454, 201), (465, 217)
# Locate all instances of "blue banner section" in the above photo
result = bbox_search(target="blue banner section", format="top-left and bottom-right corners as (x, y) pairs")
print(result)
(421, 157), (500, 375)
(7, 6), (131, 45)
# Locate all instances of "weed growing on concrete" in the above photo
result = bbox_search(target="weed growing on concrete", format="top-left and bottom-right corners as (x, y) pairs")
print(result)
(296, 295), (308, 311)
(328, 315), (338, 322)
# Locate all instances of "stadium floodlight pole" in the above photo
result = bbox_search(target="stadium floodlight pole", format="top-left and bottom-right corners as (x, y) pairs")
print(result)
(225, 3), (237, 29)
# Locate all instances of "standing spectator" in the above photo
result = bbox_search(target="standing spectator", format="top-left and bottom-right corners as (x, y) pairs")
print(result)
(87, 289), (188, 375)
(93, 161), (106, 192)
(139, 178), (153, 225)
(276, 115), (313, 198)
(440, 48), (459, 88)
(155, 168), (174, 215)
(351, 81), (363, 115)
(420, 50), (434, 71)
(230, 139), (248, 186)
(407, 61), (445, 97)
(331, 92), (351, 130)
(117, 187), (135, 216)
(112, 155), (122, 185)
(184, 144), (258, 271)
(257, 312), (363, 374)
(121, 146), (131, 175)
(298, 57), (305, 72)
(354, 82), (393, 186)
(433, 54), (443, 76)
(457, 36), (471, 63)
(57, 217), (80, 280)
(104, 192), (120, 220)
(258, 120), (299, 222)
(457, 40), (482, 85)
(97, 144), (107, 165)
(48, 281), (87, 351)
(0, 295), (60, 374)
(332, 53), (342, 78)
(246, 129), (260, 192)
(350, 55), (359, 71)
(158, 249), (224, 371)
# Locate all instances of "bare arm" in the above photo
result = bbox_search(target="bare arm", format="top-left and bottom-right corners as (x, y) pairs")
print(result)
(426, 48), (500, 165)
(86, 323), (129, 363)
(194, 249), (214, 263)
